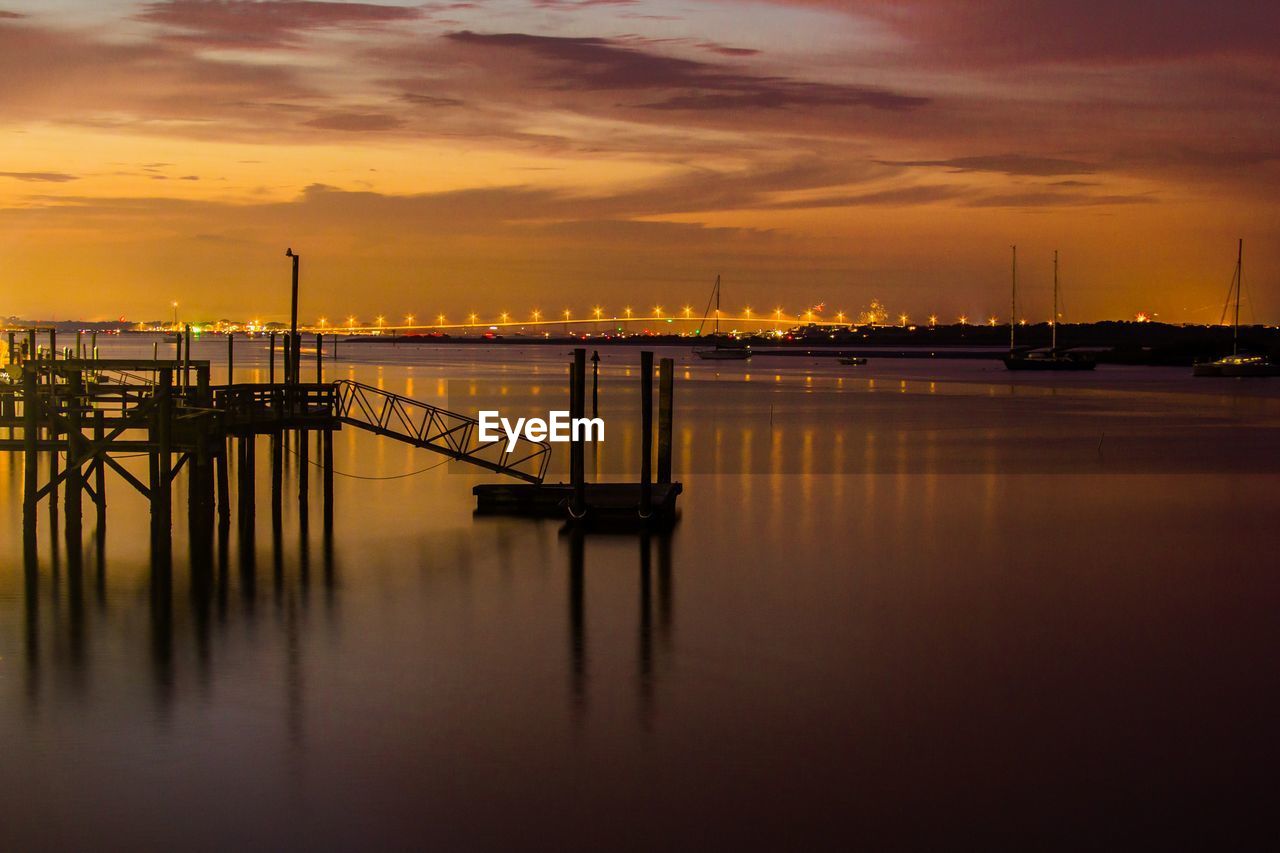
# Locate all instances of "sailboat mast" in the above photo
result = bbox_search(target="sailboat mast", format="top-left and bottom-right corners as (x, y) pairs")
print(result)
(1233, 238), (1242, 356)
(1010, 245), (1017, 353)
(715, 274), (721, 335)
(1052, 250), (1059, 352)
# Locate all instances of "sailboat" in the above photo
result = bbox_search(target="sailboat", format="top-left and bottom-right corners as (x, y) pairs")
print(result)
(1004, 249), (1096, 371)
(1193, 240), (1279, 377)
(694, 275), (751, 360)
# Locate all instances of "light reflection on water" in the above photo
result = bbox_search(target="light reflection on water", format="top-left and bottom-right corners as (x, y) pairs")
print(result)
(2, 338), (1279, 848)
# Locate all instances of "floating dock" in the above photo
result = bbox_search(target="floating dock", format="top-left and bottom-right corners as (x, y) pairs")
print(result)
(474, 482), (681, 526)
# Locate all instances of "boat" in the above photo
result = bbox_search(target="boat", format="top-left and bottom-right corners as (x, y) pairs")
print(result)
(1193, 354), (1280, 377)
(1192, 240), (1278, 377)
(694, 275), (752, 360)
(1004, 349), (1097, 371)
(1004, 248), (1096, 371)
(696, 344), (752, 361)
(838, 356), (867, 365)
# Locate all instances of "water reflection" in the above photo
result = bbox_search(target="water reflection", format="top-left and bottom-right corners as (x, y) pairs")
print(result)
(558, 526), (677, 728)
(19, 508), (340, 737)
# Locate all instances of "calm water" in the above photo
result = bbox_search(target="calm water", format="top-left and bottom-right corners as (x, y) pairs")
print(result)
(3, 338), (1278, 848)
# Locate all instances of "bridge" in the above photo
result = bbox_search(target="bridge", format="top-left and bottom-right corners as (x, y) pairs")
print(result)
(333, 380), (550, 484)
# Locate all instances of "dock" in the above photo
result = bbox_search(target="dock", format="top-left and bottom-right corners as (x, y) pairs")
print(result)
(1, 324), (680, 559)
(475, 482), (682, 525)
(0, 325), (555, 561)
(471, 348), (681, 528)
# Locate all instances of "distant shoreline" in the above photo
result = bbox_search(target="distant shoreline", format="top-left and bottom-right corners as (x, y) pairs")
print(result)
(5, 321), (1277, 365)
(333, 322), (1279, 365)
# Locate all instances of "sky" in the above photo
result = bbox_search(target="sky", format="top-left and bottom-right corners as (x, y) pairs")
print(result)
(1, 0), (1278, 325)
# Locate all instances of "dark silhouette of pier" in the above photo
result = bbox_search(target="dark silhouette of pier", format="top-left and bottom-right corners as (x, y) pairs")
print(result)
(0, 324), (555, 560)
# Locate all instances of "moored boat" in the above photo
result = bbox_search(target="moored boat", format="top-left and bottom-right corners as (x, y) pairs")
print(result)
(693, 275), (752, 360)
(1193, 240), (1277, 378)
(695, 342), (752, 361)
(1004, 349), (1096, 370)
(1193, 353), (1280, 377)
(1004, 248), (1095, 371)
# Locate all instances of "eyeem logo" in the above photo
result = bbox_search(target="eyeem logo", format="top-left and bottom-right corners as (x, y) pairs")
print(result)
(478, 411), (605, 452)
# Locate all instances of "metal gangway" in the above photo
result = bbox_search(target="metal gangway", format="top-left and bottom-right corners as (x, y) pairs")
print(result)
(333, 380), (551, 484)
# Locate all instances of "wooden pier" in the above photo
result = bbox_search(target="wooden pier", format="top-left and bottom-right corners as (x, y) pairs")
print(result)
(1, 325), (560, 559)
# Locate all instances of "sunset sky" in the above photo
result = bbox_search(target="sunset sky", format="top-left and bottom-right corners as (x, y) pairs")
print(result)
(2, 1), (1277, 324)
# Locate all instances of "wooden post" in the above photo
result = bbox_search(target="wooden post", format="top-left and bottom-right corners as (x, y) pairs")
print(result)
(640, 350), (653, 517)
(65, 369), (84, 539)
(47, 391), (59, 526)
(153, 368), (173, 559)
(282, 332), (291, 388)
(6, 331), (14, 367)
(91, 331), (97, 360)
(571, 348), (586, 518)
(270, 431), (283, 533)
(93, 410), (106, 523)
(316, 333), (323, 383)
(292, 334), (302, 387)
(322, 428), (334, 533)
(183, 324), (192, 392)
(591, 350), (600, 419)
(192, 365), (214, 542)
(287, 249), (300, 384)
(657, 357), (673, 484)
(23, 363), (38, 534)
(215, 442), (230, 530)
(298, 427), (310, 532)
(239, 434), (256, 547)
(227, 333), (234, 384)
(269, 331), (277, 385)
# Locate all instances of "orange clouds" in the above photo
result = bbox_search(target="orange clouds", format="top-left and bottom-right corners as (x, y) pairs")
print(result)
(0, 1), (1276, 323)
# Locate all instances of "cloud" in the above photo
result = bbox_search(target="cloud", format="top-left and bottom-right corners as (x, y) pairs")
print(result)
(442, 31), (927, 111)
(137, 0), (422, 49)
(880, 154), (1099, 176)
(0, 171), (79, 182)
(695, 42), (760, 57)
(964, 191), (1158, 208)
(304, 111), (406, 131)
(755, 0), (1280, 66)
(764, 185), (967, 209)
(0, 16), (315, 132)
(399, 92), (465, 107)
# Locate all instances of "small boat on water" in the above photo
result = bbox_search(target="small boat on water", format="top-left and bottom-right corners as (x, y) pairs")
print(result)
(1004, 349), (1096, 371)
(694, 275), (752, 360)
(838, 356), (866, 365)
(1193, 353), (1280, 377)
(1003, 247), (1096, 371)
(1193, 240), (1278, 377)
(696, 341), (752, 360)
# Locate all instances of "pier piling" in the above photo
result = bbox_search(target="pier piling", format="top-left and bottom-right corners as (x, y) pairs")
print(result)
(570, 348), (586, 517)
(640, 351), (654, 517)
(658, 357), (673, 484)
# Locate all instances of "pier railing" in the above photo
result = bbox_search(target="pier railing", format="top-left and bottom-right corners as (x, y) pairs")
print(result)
(213, 383), (336, 431)
(333, 380), (551, 484)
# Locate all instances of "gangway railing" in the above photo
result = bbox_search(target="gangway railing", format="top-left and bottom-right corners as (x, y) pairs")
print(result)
(333, 380), (551, 484)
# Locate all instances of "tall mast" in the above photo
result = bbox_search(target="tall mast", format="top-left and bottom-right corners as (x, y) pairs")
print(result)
(1052, 250), (1059, 352)
(714, 274), (721, 335)
(1233, 238), (1242, 356)
(1010, 245), (1017, 353)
